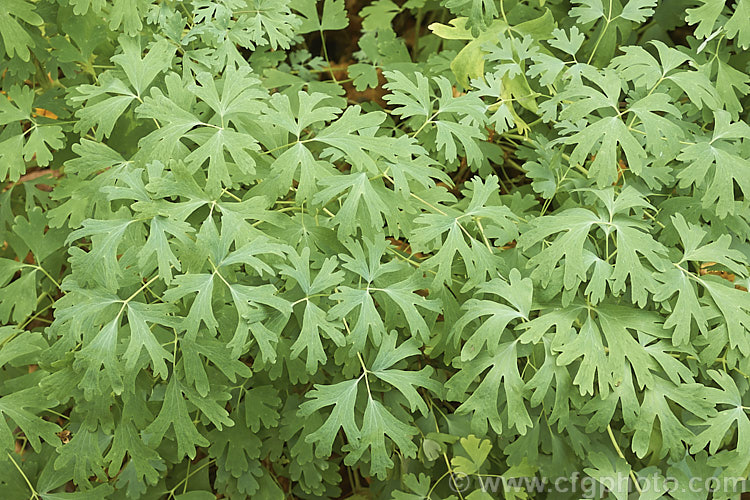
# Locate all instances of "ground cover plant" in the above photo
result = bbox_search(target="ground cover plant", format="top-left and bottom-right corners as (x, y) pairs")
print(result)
(1, 0), (750, 498)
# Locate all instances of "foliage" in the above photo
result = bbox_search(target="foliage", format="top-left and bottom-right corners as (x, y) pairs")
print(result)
(1, 0), (750, 498)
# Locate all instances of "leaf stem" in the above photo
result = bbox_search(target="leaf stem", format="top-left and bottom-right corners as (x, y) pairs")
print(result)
(24, 264), (63, 291)
(586, 0), (613, 65)
(6, 452), (40, 499)
(606, 424), (642, 494)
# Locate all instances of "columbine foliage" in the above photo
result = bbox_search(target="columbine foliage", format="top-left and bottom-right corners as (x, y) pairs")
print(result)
(1, 0), (749, 498)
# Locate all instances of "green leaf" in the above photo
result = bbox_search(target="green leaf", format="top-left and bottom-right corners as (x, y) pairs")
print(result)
(111, 36), (176, 97)
(73, 314), (126, 397)
(0, 388), (60, 452)
(370, 331), (442, 415)
(451, 435), (492, 475)
(653, 266), (706, 347)
(700, 278), (750, 356)
(53, 429), (109, 486)
(0, 85), (64, 179)
(299, 378), (361, 457)
(312, 105), (424, 174)
(690, 370), (750, 476)
(570, 0), (606, 24)
(12, 207), (67, 262)
(244, 385), (282, 432)
(124, 301), (175, 380)
(313, 172), (399, 238)
(293, 299), (345, 373)
(377, 276), (441, 343)
(0, 260), (38, 324)
(292, 0), (349, 33)
(441, 0), (498, 35)
(66, 218), (135, 289)
(429, 17), (508, 87)
(137, 216), (194, 284)
(632, 376), (716, 460)
(360, 0), (401, 31)
(656, 214), (748, 346)
(548, 26), (585, 55)
(410, 175), (514, 290)
(518, 208), (600, 291)
(163, 273), (217, 339)
(105, 422), (165, 496)
(583, 451), (631, 500)
(686, 0), (750, 49)
(71, 37), (174, 140)
(208, 408), (262, 480)
(620, 0), (657, 22)
(143, 378), (211, 460)
(348, 63), (379, 91)
(446, 341), (533, 435)
(0, 0), (43, 61)
(453, 269), (531, 361)
(557, 68), (647, 186)
(344, 398), (418, 479)
(231, 0), (302, 50)
(136, 68), (266, 191)
(676, 110), (750, 218)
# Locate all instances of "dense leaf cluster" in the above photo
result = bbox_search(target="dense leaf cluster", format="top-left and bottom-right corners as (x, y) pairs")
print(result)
(1, 0), (749, 498)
